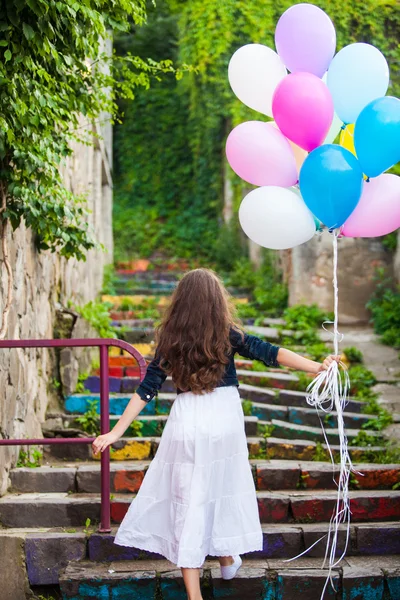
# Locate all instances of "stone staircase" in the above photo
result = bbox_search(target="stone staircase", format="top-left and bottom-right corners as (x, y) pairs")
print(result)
(1, 266), (400, 599)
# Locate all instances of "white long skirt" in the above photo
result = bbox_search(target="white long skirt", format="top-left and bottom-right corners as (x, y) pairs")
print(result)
(114, 385), (263, 568)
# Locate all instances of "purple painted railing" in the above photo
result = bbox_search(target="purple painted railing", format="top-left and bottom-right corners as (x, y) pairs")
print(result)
(0, 338), (146, 533)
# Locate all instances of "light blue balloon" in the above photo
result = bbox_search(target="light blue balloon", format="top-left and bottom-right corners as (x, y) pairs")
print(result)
(299, 145), (364, 230)
(354, 96), (400, 178)
(327, 43), (389, 124)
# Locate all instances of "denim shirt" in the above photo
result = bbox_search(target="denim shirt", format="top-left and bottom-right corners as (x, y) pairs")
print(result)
(136, 328), (280, 402)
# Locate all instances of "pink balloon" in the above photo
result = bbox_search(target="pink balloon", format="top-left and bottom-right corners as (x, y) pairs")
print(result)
(342, 174), (400, 238)
(225, 121), (298, 187)
(272, 73), (334, 151)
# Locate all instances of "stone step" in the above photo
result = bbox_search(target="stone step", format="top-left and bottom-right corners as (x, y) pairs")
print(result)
(269, 419), (382, 445)
(51, 414), (259, 438)
(263, 436), (388, 462)
(10, 460), (400, 494)
(240, 383), (367, 413)
(6, 524), (399, 588)
(42, 432), (390, 463)
(79, 368), (301, 397)
(64, 390), (374, 430)
(1, 490), (399, 528)
(59, 556), (400, 599)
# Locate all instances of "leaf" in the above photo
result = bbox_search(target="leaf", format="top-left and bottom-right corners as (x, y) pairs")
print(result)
(4, 49), (11, 62)
(22, 23), (35, 41)
(0, 40), (9, 47)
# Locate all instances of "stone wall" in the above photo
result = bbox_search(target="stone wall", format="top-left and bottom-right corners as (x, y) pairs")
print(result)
(0, 123), (113, 495)
(286, 232), (393, 324)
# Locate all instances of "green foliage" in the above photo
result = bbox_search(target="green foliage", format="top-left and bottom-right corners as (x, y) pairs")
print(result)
(258, 423), (275, 438)
(130, 420), (144, 437)
(72, 301), (118, 339)
(312, 442), (329, 462)
(284, 304), (334, 331)
(226, 252), (288, 318)
(17, 448), (42, 468)
(304, 342), (331, 362)
(75, 400), (100, 436)
(351, 430), (382, 447)
(75, 372), (90, 394)
(343, 347), (363, 364)
(381, 232), (398, 253)
(367, 274), (400, 349)
(360, 393), (393, 431)
(102, 265), (118, 296)
(348, 365), (377, 397)
(241, 399), (253, 416)
(0, 0), (183, 260)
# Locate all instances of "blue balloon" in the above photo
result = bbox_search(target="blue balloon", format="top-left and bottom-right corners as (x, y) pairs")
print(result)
(299, 145), (364, 230)
(327, 43), (389, 124)
(354, 96), (400, 178)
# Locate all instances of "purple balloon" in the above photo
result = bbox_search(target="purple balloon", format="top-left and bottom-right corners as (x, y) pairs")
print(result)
(275, 3), (336, 78)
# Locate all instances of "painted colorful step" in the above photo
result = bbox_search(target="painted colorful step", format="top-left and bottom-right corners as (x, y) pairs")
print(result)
(64, 392), (377, 439)
(57, 555), (400, 600)
(3, 524), (400, 589)
(10, 460), (400, 495)
(263, 437), (388, 462)
(1, 490), (399, 528)
(269, 419), (382, 445)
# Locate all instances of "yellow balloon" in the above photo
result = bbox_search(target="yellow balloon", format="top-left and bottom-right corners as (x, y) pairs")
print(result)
(339, 123), (356, 156)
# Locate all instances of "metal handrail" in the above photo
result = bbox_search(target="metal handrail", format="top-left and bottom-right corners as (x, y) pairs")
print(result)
(0, 338), (147, 533)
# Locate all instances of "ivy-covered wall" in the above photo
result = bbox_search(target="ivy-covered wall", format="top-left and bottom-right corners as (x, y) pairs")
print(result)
(114, 0), (399, 264)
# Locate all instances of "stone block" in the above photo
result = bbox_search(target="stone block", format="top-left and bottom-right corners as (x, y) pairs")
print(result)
(342, 566), (384, 600)
(251, 403), (288, 422)
(60, 561), (157, 599)
(112, 466), (146, 493)
(300, 464), (339, 490)
(349, 491), (400, 522)
(85, 376), (121, 393)
(109, 366), (124, 378)
(26, 532), (86, 585)
(256, 463), (301, 491)
(46, 440), (91, 461)
(10, 466), (76, 493)
(239, 383), (278, 404)
(302, 524), (354, 558)
(257, 492), (290, 523)
(385, 567), (400, 600)
(276, 569), (339, 599)
(211, 567), (267, 599)
(120, 377), (138, 393)
(160, 570), (189, 599)
(247, 526), (303, 559)
(356, 523), (400, 555)
(0, 533), (30, 600)
(290, 494), (334, 523)
(265, 438), (316, 461)
(354, 466), (400, 490)
(88, 533), (163, 561)
(0, 494), (100, 528)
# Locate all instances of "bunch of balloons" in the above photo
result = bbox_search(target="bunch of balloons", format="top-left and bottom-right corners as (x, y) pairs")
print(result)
(226, 3), (400, 250)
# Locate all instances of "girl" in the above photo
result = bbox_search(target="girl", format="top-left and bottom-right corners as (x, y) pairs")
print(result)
(93, 268), (339, 600)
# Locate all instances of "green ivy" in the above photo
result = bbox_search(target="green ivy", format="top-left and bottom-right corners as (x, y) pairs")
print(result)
(367, 273), (400, 349)
(71, 300), (118, 339)
(0, 0), (183, 260)
(114, 0), (399, 261)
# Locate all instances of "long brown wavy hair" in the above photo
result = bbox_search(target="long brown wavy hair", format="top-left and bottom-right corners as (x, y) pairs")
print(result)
(156, 268), (242, 394)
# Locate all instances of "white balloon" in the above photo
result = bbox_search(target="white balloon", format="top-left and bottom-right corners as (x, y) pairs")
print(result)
(239, 186), (316, 250)
(228, 44), (287, 117)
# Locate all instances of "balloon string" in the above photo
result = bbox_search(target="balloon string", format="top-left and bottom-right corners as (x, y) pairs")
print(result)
(284, 230), (356, 600)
